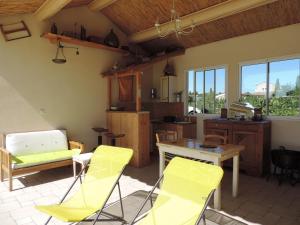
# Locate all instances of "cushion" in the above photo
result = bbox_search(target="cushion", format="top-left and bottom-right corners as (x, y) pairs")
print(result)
(12, 149), (81, 169)
(6, 130), (68, 156)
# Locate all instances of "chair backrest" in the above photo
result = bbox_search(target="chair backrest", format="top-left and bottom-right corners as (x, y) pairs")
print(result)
(204, 134), (227, 145)
(140, 157), (223, 225)
(156, 130), (177, 143)
(60, 145), (133, 211)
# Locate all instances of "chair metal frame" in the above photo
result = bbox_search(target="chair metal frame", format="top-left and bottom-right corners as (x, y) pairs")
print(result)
(129, 174), (215, 225)
(44, 163), (126, 225)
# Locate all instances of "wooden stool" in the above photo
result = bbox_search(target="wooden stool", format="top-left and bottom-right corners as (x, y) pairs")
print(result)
(92, 127), (109, 145)
(104, 133), (125, 146)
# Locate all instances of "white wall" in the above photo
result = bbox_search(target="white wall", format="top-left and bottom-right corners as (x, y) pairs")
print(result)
(0, 7), (126, 150)
(152, 23), (300, 150)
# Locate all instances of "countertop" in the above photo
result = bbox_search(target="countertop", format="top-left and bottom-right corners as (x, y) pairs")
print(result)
(151, 120), (196, 125)
(107, 110), (150, 114)
(204, 118), (271, 124)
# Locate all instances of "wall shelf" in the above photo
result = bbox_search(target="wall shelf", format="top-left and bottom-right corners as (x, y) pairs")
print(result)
(42, 32), (127, 54)
(102, 49), (185, 77)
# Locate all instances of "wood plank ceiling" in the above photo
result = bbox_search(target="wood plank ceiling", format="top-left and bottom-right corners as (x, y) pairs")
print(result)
(0, 0), (299, 54)
(0, 0), (93, 16)
(139, 0), (300, 53)
(101, 0), (229, 34)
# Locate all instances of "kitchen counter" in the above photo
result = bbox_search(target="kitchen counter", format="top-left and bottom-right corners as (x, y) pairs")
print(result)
(150, 120), (196, 125)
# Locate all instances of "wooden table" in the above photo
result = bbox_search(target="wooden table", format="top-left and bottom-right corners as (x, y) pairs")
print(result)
(157, 139), (244, 210)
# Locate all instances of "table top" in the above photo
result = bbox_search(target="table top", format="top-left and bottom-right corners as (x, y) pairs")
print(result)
(157, 138), (244, 158)
(73, 152), (93, 162)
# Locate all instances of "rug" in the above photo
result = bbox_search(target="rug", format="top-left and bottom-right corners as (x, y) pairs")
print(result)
(78, 190), (246, 225)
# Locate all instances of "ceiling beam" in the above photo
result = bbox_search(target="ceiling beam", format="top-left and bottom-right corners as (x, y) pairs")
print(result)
(34, 0), (72, 21)
(129, 0), (278, 43)
(89, 0), (118, 11)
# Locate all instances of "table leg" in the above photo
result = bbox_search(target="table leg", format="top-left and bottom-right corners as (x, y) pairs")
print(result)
(214, 158), (221, 210)
(73, 161), (76, 178)
(159, 150), (165, 187)
(233, 154), (239, 197)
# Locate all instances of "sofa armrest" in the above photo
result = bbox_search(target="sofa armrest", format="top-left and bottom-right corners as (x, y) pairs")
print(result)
(69, 141), (84, 153)
(0, 147), (12, 173)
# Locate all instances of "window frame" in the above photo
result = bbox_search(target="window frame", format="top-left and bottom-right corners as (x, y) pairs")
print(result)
(185, 65), (228, 116)
(239, 54), (300, 118)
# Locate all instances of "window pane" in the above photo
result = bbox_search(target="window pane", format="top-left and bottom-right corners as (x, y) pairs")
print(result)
(187, 70), (195, 113)
(195, 71), (204, 113)
(204, 70), (215, 114)
(241, 64), (267, 114)
(269, 59), (300, 116)
(215, 68), (226, 114)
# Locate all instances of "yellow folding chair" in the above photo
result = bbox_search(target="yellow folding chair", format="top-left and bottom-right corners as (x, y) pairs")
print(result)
(130, 157), (224, 225)
(36, 145), (133, 225)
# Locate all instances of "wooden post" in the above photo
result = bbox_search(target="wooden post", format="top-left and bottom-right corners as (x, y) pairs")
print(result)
(108, 77), (112, 109)
(136, 72), (142, 112)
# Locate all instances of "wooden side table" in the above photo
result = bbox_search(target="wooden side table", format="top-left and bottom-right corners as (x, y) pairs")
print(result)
(72, 153), (93, 177)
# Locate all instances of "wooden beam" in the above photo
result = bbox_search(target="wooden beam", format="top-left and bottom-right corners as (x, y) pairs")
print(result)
(129, 0), (278, 43)
(34, 0), (72, 21)
(135, 72), (142, 112)
(89, 0), (118, 11)
(108, 77), (112, 109)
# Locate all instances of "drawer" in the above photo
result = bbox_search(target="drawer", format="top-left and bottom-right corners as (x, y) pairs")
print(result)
(233, 124), (259, 132)
(205, 122), (231, 130)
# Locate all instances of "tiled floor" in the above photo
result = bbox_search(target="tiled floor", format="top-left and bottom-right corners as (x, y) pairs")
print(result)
(0, 157), (299, 225)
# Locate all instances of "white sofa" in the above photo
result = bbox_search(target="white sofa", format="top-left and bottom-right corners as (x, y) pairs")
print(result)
(0, 130), (84, 191)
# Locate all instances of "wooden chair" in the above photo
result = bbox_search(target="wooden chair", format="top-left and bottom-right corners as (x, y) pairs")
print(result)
(204, 134), (227, 145)
(156, 130), (177, 163)
(155, 130), (177, 143)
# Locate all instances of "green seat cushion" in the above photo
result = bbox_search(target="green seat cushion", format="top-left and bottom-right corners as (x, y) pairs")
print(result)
(12, 149), (81, 169)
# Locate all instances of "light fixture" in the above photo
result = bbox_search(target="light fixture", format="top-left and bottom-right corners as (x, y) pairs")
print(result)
(52, 41), (79, 64)
(155, 0), (195, 38)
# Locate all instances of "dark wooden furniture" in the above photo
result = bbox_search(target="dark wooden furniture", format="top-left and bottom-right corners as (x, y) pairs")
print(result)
(204, 119), (271, 176)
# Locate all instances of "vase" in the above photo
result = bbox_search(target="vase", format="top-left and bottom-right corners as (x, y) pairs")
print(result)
(104, 29), (119, 48)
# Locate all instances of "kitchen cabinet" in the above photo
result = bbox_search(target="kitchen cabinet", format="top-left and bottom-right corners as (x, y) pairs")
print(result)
(160, 76), (176, 102)
(107, 111), (150, 167)
(204, 119), (271, 176)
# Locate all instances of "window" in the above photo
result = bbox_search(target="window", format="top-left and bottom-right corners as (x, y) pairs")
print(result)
(187, 67), (226, 114)
(240, 58), (300, 116)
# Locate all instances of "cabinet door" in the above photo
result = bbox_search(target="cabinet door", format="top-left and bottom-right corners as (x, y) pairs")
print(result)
(233, 131), (258, 175)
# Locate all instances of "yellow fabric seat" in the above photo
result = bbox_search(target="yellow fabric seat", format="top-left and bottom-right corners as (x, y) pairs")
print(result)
(133, 157), (223, 225)
(36, 145), (133, 223)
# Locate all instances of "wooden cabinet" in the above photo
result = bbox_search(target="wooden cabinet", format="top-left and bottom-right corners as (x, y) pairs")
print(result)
(204, 119), (271, 176)
(160, 76), (176, 102)
(107, 111), (150, 167)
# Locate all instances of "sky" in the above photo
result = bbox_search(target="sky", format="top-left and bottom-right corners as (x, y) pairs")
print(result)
(188, 68), (225, 94)
(242, 58), (300, 93)
(188, 58), (300, 94)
